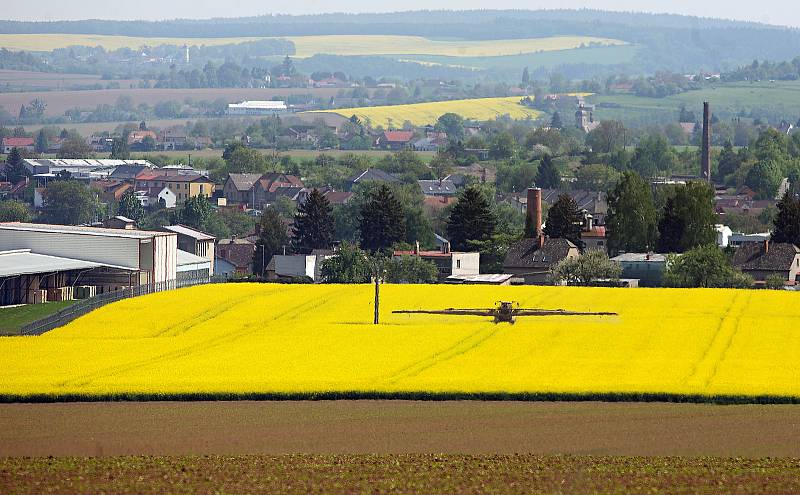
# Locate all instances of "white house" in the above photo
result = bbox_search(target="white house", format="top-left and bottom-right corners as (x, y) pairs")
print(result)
(158, 187), (177, 208)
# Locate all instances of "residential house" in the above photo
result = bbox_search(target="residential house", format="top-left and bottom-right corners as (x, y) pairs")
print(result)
(346, 168), (400, 191)
(223, 173), (263, 206)
(503, 188), (581, 285)
(161, 129), (188, 150)
(135, 170), (215, 205)
(393, 242), (480, 281)
(216, 238), (256, 276)
(610, 253), (669, 287)
(377, 130), (415, 150)
(222, 173), (303, 209)
(157, 187), (177, 208)
(162, 225), (216, 275)
(86, 135), (114, 153)
(580, 210), (607, 251)
(90, 179), (133, 203)
(295, 187), (353, 206)
(732, 240), (800, 285)
(419, 179), (457, 197)
(127, 130), (158, 148)
(109, 163), (154, 181)
(413, 132), (448, 152)
(2, 137), (34, 154)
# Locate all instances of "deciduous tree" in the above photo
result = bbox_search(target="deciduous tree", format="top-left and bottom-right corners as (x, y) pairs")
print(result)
(606, 171), (658, 255)
(117, 189), (144, 224)
(550, 250), (622, 286)
(41, 180), (99, 225)
(656, 181), (716, 253)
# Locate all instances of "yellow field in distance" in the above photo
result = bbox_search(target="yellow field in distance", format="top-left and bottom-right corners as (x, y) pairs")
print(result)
(1, 284), (798, 400)
(288, 35), (626, 58)
(309, 96), (543, 127)
(0, 33), (625, 58)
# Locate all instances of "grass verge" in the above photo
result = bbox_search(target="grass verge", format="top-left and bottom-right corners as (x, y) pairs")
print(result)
(0, 301), (76, 336)
(1, 390), (800, 404)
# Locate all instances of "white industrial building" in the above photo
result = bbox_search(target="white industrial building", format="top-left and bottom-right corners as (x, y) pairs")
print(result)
(24, 159), (155, 180)
(227, 100), (289, 116)
(0, 223), (178, 306)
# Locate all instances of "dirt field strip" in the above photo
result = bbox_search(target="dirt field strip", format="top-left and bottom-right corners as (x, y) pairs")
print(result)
(1, 401), (800, 457)
(3, 455), (800, 494)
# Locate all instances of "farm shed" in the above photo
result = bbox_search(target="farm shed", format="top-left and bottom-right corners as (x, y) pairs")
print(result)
(176, 250), (212, 281)
(0, 249), (139, 306)
(162, 225), (215, 276)
(0, 223), (177, 289)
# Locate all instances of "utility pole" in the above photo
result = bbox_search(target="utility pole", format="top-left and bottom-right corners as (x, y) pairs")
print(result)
(371, 254), (386, 325)
(374, 276), (380, 325)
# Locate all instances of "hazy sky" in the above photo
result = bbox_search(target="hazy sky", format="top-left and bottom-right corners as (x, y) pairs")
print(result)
(4, 0), (798, 28)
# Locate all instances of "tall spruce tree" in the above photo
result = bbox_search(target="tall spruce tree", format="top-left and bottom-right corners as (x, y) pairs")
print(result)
(772, 191), (800, 246)
(544, 194), (583, 247)
(550, 112), (564, 130)
(535, 154), (561, 189)
(254, 208), (289, 277)
(446, 185), (496, 252)
(5, 147), (29, 184)
(606, 171), (658, 255)
(293, 189), (334, 253)
(359, 184), (406, 252)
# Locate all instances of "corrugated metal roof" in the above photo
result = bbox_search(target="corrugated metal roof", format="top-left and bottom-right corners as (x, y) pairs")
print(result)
(0, 250), (130, 277)
(0, 222), (173, 240)
(163, 225), (215, 241)
(177, 249), (209, 266)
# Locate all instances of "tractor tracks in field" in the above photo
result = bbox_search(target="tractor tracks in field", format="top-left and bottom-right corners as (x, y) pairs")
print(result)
(684, 292), (750, 391)
(55, 287), (349, 389)
(385, 326), (505, 385)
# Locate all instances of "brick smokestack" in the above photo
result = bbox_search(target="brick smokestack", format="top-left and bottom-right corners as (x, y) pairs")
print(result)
(702, 102), (712, 182)
(526, 187), (544, 246)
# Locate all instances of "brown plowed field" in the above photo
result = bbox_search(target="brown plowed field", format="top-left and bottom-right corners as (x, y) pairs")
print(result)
(2, 401), (799, 457)
(0, 87), (344, 116)
(3, 454), (799, 494)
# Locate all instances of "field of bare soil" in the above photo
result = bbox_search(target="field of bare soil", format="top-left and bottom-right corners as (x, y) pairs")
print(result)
(0, 87), (343, 117)
(3, 454), (799, 494)
(2, 401), (800, 457)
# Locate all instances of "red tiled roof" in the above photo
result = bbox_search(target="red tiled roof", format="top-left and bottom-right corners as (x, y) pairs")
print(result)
(383, 131), (414, 143)
(3, 137), (34, 147)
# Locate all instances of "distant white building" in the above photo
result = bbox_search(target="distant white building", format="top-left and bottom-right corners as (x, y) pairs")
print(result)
(227, 100), (288, 116)
(157, 187), (177, 208)
(715, 224), (733, 248)
(729, 232), (771, 248)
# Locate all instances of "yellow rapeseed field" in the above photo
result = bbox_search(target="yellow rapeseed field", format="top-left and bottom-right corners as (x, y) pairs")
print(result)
(309, 97), (544, 127)
(1, 284), (798, 400)
(0, 33), (624, 57)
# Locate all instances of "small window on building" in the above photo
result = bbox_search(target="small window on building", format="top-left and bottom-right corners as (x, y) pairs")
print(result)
(456, 260), (461, 269)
